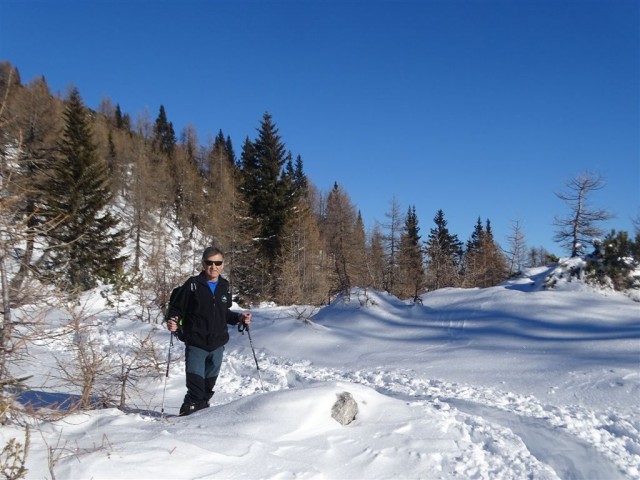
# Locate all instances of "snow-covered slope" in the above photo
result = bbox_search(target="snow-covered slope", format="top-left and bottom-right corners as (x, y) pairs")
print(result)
(3, 268), (639, 479)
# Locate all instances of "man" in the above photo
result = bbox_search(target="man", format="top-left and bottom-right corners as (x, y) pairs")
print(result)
(167, 247), (252, 416)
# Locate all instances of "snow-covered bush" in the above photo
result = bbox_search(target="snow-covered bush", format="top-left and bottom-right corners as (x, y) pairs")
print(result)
(545, 230), (640, 300)
(585, 231), (640, 294)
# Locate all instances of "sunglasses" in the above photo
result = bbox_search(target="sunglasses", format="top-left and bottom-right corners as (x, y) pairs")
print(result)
(204, 260), (223, 266)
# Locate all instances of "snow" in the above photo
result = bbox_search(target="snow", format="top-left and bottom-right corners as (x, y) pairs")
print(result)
(3, 266), (640, 479)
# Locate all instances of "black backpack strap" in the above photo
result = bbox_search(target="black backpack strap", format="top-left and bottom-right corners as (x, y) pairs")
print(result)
(174, 277), (197, 342)
(181, 277), (197, 314)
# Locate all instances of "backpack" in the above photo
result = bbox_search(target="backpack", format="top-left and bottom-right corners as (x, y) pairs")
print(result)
(165, 277), (197, 341)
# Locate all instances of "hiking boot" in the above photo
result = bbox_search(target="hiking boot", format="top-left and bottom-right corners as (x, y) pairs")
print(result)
(179, 402), (198, 416)
(179, 400), (209, 416)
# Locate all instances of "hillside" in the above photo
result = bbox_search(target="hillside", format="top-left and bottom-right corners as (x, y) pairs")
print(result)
(2, 266), (639, 479)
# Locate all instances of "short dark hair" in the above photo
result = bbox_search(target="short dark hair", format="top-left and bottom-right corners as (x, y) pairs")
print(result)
(202, 247), (224, 262)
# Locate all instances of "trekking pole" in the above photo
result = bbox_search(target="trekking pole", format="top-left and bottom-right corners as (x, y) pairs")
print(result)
(239, 323), (265, 392)
(160, 333), (174, 418)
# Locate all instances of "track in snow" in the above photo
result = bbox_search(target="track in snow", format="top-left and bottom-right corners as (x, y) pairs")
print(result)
(218, 350), (638, 479)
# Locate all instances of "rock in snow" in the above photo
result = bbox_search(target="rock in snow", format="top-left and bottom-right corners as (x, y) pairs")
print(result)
(331, 391), (358, 425)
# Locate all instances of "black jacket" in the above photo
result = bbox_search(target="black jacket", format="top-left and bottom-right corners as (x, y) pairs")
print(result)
(169, 273), (241, 351)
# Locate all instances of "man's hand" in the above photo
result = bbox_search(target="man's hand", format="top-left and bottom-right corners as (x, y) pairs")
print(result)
(167, 317), (178, 332)
(240, 312), (252, 325)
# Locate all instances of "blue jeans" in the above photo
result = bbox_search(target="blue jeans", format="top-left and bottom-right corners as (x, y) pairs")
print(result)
(184, 345), (224, 404)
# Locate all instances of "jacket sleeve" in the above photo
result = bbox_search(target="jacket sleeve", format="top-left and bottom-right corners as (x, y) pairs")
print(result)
(226, 310), (242, 325)
(224, 283), (241, 325)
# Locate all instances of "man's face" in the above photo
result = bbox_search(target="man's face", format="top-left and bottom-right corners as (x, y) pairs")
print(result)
(203, 254), (224, 281)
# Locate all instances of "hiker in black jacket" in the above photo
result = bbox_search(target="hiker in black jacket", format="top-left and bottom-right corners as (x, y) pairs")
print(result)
(167, 247), (252, 416)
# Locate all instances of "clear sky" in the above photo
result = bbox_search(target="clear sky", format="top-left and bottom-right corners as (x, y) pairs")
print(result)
(1, 0), (638, 256)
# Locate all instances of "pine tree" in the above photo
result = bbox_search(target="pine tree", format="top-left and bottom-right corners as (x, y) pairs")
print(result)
(466, 217), (484, 252)
(152, 105), (176, 158)
(382, 196), (403, 294)
(425, 209), (463, 290)
(281, 152), (296, 204)
(213, 129), (237, 167)
(106, 131), (116, 176)
(463, 217), (484, 287)
(291, 155), (308, 193)
(464, 218), (508, 287)
(397, 206), (425, 301)
(204, 129), (241, 250)
(352, 211), (368, 288)
(225, 135), (236, 165)
(366, 224), (386, 291)
(587, 229), (640, 290)
(239, 113), (294, 297)
(482, 220), (508, 286)
(43, 87), (126, 291)
(114, 104), (124, 129)
(323, 183), (359, 298)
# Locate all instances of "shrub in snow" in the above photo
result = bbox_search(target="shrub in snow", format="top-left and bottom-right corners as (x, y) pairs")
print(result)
(544, 257), (587, 289)
(0, 425), (29, 480)
(585, 231), (640, 293)
(545, 230), (640, 301)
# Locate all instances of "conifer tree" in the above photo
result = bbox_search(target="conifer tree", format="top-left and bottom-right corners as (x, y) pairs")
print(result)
(121, 112), (132, 132)
(366, 224), (386, 291)
(152, 105), (176, 158)
(466, 217), (484, 252)
(352, 211), (368, 288)
(397, 206), (425, 301)
(213, 129), (237, 167)
(481, 220), (508, 286)
(463, 217), (484, 287)
(382, 196), (403, 294)
(292, 155), (307, 193)
(106, 131), (117, 175)
(464, 218), (508, 287)
(204, 129), (242, 250)
(43, 87), (126, 291)
(115, 104), (124, 129)
(225, 135), (236, 165)
(241, 114), (288, 252)
(587, 229), (640, 290)
(323, 183), (359, 297)
(278, 185), (328, 305)
(425, 209), (463, 290)
(239, 113), (294, 297)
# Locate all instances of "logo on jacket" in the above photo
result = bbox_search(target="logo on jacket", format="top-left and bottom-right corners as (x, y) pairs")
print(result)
(221, 295), (228, 304)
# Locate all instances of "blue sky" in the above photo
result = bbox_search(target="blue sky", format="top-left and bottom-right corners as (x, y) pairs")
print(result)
(1, 0), (638, 256)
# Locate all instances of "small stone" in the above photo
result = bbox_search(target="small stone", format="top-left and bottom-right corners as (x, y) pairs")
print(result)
(331, 391), (358, 426)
